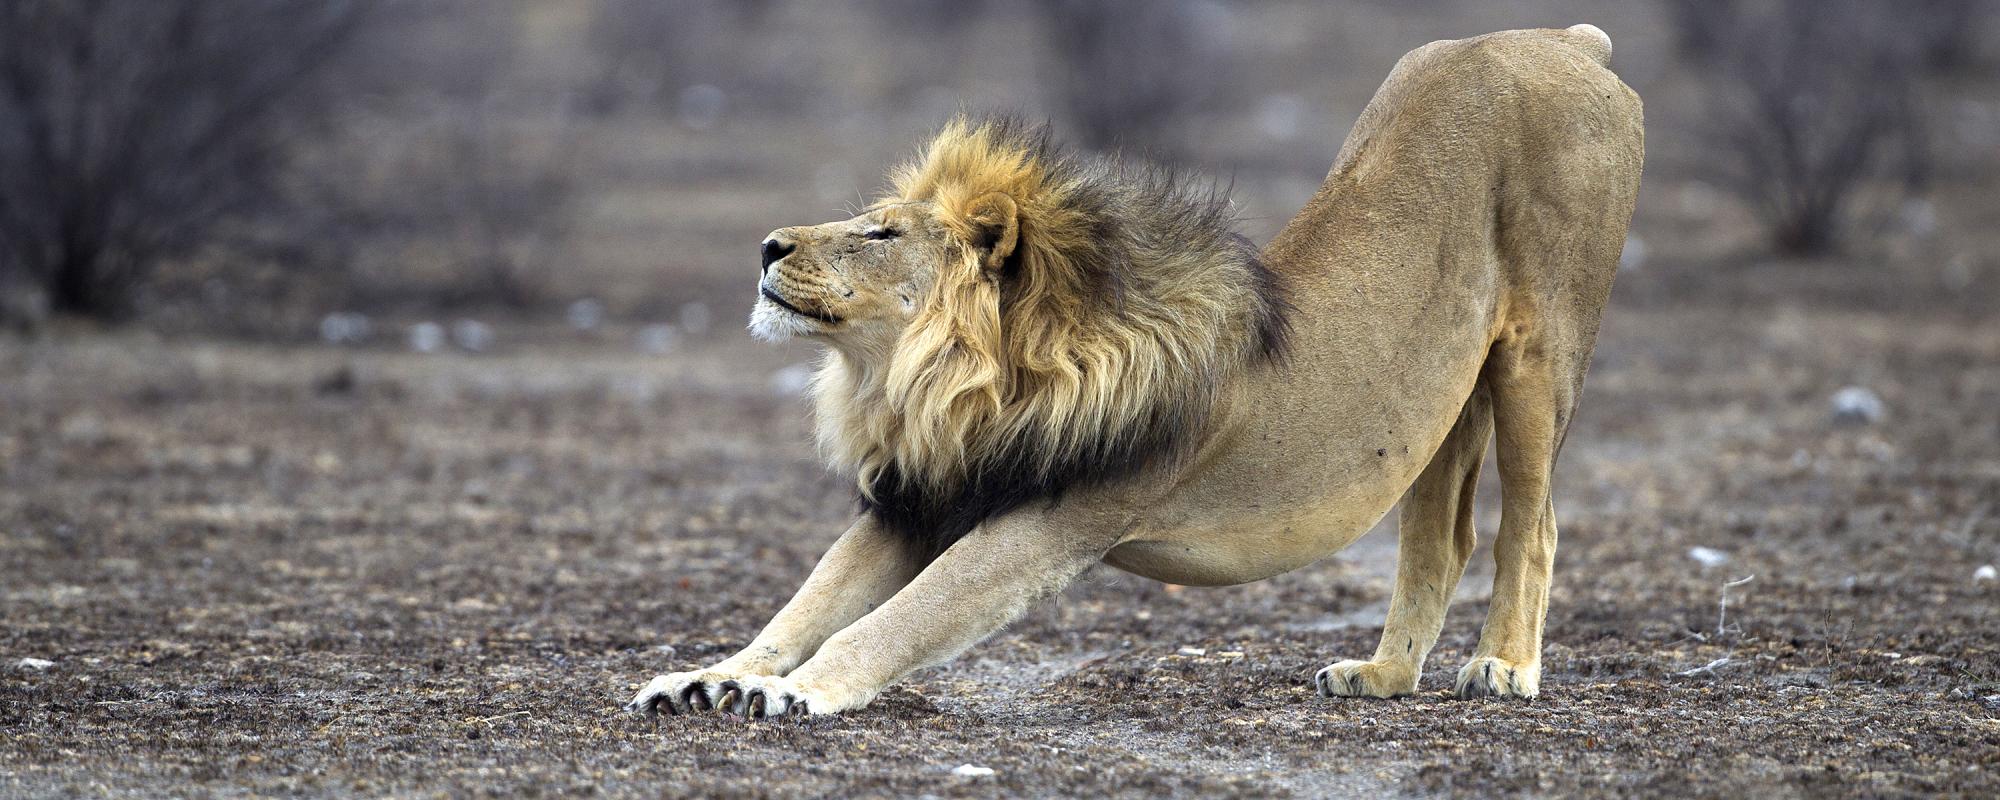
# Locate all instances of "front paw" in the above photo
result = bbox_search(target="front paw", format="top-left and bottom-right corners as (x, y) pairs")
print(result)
(1454, 656), (1540, 699)
(712, 674), (859, 719)
(626, 670), (753, 716)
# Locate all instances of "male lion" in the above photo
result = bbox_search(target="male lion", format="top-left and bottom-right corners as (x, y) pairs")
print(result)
(630, 24), (1641, 717)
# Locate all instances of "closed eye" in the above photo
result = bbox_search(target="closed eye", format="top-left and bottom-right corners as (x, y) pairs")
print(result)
(861, 228), (898, 241)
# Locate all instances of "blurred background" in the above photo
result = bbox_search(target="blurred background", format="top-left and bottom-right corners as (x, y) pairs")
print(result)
(4, 3), (2000, 795)
(0, 0), (1992, 338)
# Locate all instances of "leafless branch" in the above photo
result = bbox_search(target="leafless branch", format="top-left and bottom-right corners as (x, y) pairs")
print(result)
(0, 0), (376, 319)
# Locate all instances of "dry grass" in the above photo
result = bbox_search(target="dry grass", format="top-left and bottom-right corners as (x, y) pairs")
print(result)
(4, 3), (1999, 795)
(3, 260), (1998, 796)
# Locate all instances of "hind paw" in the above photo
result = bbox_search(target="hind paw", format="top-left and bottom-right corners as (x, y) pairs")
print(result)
(1315, 659), (1417, 698)
(1454, 657), (1539, 699)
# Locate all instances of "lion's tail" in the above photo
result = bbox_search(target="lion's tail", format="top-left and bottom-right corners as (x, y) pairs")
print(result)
(1562, 23), (1614, 68)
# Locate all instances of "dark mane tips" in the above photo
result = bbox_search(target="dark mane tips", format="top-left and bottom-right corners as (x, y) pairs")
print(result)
(847, 114), (1293, 558)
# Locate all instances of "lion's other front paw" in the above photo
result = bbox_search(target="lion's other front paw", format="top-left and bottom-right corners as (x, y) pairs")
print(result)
(1454, 656), (1540, 699)
(1315, 659), (1418, 698)
(714, 675), (855, 719)
(625, 670), (748, 716)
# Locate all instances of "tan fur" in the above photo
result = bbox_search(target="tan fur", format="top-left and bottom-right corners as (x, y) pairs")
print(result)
(632, 25), (1643, 718)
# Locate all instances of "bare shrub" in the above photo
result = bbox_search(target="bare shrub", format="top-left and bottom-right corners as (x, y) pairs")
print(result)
(0, 0), (373, 320)
(1031, 0), (1221, 157)
(1671, 0), (1988, 69)
(1905, 0), (1990, 71)
(1663, 0), (1734, 58)
(1684, 0), (1981, 254)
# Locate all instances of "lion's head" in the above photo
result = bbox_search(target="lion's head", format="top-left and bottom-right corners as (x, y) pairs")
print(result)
(750, 116), (1288, 556)
(745, 194), (958, 347)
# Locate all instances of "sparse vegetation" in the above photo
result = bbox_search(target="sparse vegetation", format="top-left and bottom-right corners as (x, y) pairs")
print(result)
(2, 1), (1996, 796)
(1681, 0), (1991, 254)
(0, 0), (374, 319)
(3, 295), (1997, 796)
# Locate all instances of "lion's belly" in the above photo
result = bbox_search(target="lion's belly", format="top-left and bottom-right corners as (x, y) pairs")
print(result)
(1103, 502), (1382, 587)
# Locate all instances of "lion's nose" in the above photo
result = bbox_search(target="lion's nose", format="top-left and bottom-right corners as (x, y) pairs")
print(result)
(760, 237), (796, 274)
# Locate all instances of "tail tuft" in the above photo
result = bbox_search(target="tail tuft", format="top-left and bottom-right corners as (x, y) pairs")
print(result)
(1565, 23), (1613, 67)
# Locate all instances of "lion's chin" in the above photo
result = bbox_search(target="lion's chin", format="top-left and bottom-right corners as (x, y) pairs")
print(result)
(748, 297), (823, 342)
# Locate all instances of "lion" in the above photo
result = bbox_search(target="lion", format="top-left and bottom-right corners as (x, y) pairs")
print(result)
(629, 24), (1641, 717)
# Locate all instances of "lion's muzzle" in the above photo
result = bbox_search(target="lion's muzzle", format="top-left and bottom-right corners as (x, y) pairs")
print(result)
(760, 235), (796, 274)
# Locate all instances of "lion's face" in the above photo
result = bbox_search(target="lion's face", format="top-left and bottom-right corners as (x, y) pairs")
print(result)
(748, 202), (958, 347)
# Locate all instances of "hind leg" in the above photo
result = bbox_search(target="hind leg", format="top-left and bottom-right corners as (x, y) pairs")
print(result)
(1454, 336), (1581, 699)
(1319, 383), (1492, 698)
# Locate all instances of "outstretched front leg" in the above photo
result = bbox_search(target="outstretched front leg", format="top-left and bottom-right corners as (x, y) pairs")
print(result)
(708, 502), (1130, 717)
(627, 516), (921, 715)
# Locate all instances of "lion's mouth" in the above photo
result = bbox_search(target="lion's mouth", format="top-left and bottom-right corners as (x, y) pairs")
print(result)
(761, 287), (842, 324)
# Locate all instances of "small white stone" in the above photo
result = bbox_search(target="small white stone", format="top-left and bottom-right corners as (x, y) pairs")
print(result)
(951, 764), (995, 777)
(1687, 546), (1731, 569)
(318, 312), (372, 344)
(408, 322), (445, 354)
(17, 657), (53, 670)
(1830, 386), (1885, 425)
(566, 298), (605, 331)
(1177, 646), (1207, 657)
(1975, 565), (1998, 583)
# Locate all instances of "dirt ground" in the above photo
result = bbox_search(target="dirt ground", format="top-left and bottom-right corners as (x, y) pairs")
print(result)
(2, 256), (1997, 799)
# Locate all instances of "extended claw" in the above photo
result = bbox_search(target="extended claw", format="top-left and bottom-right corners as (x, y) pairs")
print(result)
(627, 681), (675, 716)
(627, 673), (746, 717)
(707, 677), (814, 719)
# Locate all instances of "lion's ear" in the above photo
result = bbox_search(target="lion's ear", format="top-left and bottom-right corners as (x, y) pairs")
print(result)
(964, 192), (1019, 274)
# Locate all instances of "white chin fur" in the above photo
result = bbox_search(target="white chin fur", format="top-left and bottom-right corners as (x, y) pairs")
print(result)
(748, 299), (818, 342)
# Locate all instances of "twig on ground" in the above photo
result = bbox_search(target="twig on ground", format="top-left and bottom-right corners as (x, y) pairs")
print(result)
(1677, 657), (1735, 677)
(1718, 574), (1756, 637)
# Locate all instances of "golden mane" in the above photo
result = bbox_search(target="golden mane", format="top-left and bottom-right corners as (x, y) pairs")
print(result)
(814, 116), (1289, 555)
